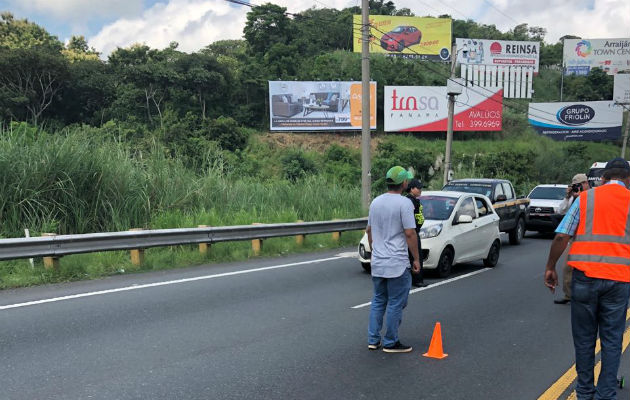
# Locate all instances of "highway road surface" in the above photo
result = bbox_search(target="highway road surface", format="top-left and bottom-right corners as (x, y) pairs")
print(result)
(1, 234), (628, 400)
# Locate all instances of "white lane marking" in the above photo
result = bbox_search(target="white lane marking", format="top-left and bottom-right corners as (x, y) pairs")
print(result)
(335, 251), (357, 258)
(351, 268), (492, 309)
(0, 256), (344, 311)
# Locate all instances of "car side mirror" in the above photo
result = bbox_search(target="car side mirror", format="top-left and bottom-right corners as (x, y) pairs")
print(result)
(456, 215), (473, 224)
(495, 194), (507, 202)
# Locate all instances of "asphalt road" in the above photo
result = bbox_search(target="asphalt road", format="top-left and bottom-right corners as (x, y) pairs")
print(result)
(1, 234), (628, 400)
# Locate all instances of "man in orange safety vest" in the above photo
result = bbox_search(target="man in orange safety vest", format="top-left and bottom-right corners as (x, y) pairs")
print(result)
(544, 157), (630, 400)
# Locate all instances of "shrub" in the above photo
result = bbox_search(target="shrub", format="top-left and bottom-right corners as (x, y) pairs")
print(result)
(280, 149), (317, 181)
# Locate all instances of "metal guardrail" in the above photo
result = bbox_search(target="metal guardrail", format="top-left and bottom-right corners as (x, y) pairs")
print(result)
(0, 218), (368, 261)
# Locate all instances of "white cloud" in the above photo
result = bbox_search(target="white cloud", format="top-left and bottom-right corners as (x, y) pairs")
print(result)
(87, 0), (630, 57)
(89, 0), (248, 57)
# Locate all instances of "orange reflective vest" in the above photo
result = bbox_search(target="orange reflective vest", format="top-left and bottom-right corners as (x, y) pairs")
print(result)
(567, 183), (630, 282)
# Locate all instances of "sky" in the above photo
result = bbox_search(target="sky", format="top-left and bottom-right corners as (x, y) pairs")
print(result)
(1, 0), (629, 57)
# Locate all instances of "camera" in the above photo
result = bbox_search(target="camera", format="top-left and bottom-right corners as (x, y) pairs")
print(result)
(572, 183), (582, 193)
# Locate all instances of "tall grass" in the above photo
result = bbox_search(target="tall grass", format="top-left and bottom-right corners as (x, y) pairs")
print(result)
(0, 124), (362, 238)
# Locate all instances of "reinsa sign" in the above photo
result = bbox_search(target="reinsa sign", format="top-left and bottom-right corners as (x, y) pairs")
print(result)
(384, 86), (503, 132)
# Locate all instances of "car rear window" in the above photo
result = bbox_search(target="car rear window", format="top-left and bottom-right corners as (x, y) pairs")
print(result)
(443, 183), (493, 198)
(419, 196), (458, 220)
(529, 187), (566, 200)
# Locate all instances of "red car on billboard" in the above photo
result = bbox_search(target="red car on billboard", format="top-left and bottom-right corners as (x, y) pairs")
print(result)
(380, 26), (422, 52)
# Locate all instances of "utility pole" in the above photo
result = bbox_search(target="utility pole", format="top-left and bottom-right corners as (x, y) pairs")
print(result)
(361, 0), (371, 211)
(443, 44), (458, 187)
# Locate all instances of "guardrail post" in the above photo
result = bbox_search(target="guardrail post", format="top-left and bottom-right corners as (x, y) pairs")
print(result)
(332, 219), (341, 242)
(129, 228), (145, 266)
(42, 233), (60, 269)
(295, 220), (305, 245)
(198, 225), (211, 255)
(252, 223), (263, 256)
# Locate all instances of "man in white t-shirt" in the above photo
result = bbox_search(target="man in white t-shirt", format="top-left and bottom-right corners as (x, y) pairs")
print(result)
(366, 166), (421, 353)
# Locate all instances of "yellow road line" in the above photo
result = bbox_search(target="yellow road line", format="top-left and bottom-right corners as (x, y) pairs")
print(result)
(538, 308), (630, 400)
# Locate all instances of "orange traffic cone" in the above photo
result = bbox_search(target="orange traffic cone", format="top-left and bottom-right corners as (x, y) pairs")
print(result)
(423, 322), (448, 359)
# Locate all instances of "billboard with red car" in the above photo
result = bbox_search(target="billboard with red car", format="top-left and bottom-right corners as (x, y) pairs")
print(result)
(353, 15), (452, 61)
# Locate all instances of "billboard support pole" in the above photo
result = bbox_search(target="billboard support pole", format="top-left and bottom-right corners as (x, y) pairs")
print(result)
(443, 44), (457, 187)
(622, 109), (630, 159)
(560, 62), (564, 101)
(361, 0), (371, 211)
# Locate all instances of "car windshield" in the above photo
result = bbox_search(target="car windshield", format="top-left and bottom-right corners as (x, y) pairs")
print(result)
(529, 186), (566, 200)
(390, 27), (404, 33)
(443, 183), (493, 197)
(419, 196), (458, 220)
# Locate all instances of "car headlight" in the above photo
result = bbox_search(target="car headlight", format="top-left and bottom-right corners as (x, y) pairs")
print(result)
(359, 244), (366, 258)
(420, 223), (442, 239)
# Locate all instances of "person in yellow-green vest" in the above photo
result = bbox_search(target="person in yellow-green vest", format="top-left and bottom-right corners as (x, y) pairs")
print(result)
(405, 179), (428, 288)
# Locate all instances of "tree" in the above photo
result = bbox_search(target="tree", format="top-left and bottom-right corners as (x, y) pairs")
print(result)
(0, 47), (68, 124)
(109, 44), (181, 128)
(0, 12), (63, 51)
(62, 35), (100, 63)
(243, 3), (292, 55)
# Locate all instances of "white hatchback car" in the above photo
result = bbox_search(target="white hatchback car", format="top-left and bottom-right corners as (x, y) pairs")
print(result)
(358, 191), (501, 278)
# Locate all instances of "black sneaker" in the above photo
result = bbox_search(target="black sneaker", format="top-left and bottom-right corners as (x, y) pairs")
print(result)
(383, 341), (412, 353)
(368, 341), (381, 350)
(412, 282), (429, 288)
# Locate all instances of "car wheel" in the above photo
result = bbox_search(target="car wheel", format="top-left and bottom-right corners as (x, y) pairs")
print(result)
(361, 262), (371, 273)
(509, 217), (525, 245)
(437, 248), (453, 278)
(483, 240), (501, 268)
(397, 40), (405, 52)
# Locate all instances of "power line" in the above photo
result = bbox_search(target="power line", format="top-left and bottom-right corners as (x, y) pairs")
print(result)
(482, 0), (519, 25)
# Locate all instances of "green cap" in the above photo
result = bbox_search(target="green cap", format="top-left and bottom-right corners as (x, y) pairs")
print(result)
(386, 166), (413, 184)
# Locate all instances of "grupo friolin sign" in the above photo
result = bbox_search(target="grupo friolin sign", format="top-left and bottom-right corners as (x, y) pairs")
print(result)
(384, 86), (503, 132)
(528, 101), (623, 141)
(455, 38), (540, 72)
(563, 38), (630, 75)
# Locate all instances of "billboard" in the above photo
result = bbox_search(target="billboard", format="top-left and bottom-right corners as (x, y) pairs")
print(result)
(563, 38), (630, 75)
(384, 86), (503, 132)
(456, 38), (540, 72)
(353, 15), (452, 60)
(268, 81), (376, 131)
(528, 101), (623, 141)
(613, 74), (630, 104)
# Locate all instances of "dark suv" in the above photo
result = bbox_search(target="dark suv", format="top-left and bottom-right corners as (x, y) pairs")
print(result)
(380, 26), (421, 52)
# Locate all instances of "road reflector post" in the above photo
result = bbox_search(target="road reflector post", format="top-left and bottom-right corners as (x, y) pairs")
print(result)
(42, 233), (60, 269)
(296, 220), (305, 245)
(252, 223), (263, 256)
(198, 225), (211, 255)
(129, 228), (145, 266)
(332, 219), (341, 242)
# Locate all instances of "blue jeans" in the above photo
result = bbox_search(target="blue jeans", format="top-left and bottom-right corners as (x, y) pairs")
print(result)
(571, 269), (630, 400)
(368, 270), (411, 347)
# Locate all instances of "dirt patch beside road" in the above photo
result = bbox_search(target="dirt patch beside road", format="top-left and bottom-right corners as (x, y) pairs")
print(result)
(257, 132), (383, 153)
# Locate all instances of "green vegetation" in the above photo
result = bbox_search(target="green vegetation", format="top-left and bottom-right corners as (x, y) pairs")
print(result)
(0, 2), (625, 288)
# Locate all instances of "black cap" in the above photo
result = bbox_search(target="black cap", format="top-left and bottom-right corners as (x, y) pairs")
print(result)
(407, 179), (423, 190)
(605, 157), (630, 171)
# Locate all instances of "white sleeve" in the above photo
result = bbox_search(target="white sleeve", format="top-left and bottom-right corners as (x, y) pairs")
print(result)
(557, 197), (573, 215)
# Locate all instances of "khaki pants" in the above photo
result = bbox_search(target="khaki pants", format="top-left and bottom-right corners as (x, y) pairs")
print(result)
(561, 242), (573, 300)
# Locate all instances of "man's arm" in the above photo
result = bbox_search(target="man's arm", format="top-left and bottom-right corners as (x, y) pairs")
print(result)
(544, 197), (580, 292)
(405, 228), (421, 273)
(366, 225), (372, 251)
(544, 234), (571, 291)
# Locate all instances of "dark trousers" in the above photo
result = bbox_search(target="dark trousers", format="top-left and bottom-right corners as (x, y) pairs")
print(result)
(571, 269), (630, 400)
(408, 235), (424, 284)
